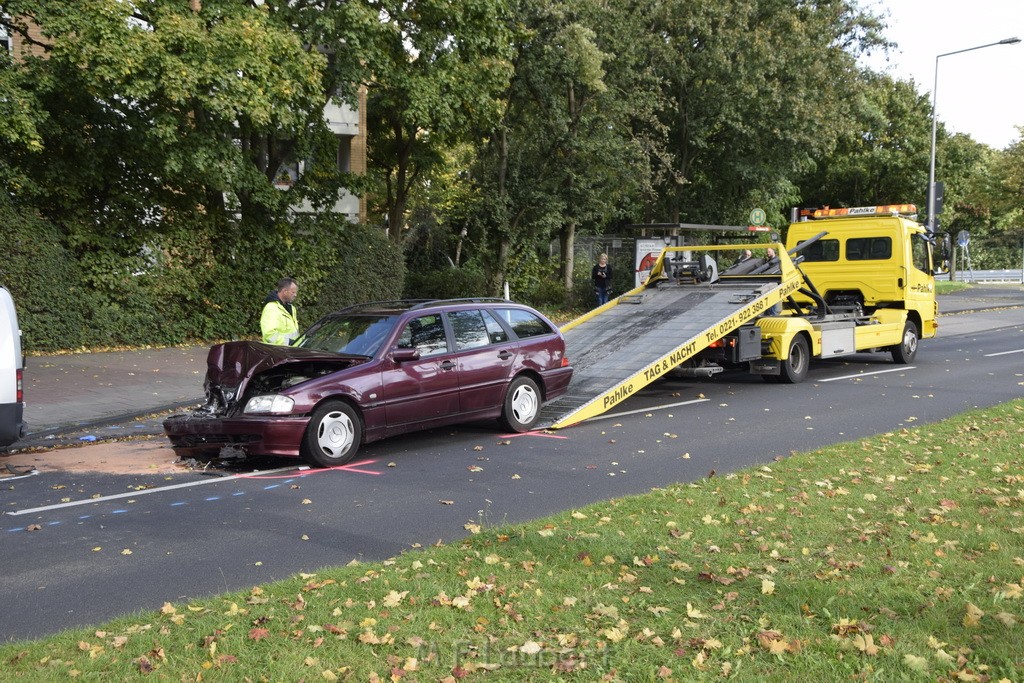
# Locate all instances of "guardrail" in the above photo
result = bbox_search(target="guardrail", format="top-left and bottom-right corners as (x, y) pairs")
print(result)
(951, 269), (1024, 284)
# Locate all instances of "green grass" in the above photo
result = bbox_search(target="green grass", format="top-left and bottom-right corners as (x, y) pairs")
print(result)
(4, 400), (1024, 681)
(936, 280), (972, 294)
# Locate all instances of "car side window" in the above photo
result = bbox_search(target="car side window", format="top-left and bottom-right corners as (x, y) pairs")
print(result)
(447, 310), (490, 351)
(399, 314), (449, 357)
(481, 310), (509, 344)
(494, 308), (553, 339)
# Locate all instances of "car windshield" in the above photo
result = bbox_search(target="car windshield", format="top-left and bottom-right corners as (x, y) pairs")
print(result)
(296, 314), (398, 357)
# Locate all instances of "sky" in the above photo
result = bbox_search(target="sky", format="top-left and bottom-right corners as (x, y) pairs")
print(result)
(862, 0), (1024, 150)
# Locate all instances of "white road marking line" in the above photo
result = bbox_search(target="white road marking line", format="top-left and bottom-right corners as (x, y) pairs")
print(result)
(6, 466), (307, 517)
(0, 469), (40, 482)
(817, 366), (916, 383)
(587, 398), (710, 422)
(984, 348), (1024, 357)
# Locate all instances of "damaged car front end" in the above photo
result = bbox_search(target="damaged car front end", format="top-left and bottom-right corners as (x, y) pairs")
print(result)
(164, 340), (368, 458)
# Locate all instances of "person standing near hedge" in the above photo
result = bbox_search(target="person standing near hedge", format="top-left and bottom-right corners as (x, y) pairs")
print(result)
(592, 253), (613, 306)
(261, 277), (299, 345)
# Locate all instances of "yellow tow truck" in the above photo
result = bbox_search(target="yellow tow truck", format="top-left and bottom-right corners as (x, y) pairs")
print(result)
(536, 204), (949, 429)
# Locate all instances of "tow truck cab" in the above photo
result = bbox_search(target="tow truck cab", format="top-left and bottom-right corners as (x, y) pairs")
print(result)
(786, 203), (948, 342)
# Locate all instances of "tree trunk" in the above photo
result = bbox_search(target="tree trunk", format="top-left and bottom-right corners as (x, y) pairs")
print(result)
(559, 81), (579, 293)
(559, 222), (575, 291)
(454, 227), (467, 266)
(386, 122), (413, 244)
(487, 127), (510, 296)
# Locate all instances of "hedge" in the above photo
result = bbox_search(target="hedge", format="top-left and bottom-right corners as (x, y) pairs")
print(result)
(0, 203), (405, 352)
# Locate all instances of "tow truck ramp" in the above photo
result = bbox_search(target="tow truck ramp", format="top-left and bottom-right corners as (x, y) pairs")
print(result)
(537, 252), (802, 429)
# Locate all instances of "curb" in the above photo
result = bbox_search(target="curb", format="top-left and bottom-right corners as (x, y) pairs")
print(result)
(18, 401), (200, 444)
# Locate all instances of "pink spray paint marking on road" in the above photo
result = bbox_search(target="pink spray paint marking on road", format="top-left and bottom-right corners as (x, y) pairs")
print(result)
(243, 459), (383, 479)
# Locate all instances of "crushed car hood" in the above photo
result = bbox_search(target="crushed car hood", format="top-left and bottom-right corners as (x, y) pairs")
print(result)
(206, 341), (366, 390)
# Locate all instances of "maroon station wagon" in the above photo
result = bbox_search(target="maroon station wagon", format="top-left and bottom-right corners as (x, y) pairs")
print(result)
(164, 299), (573, 467)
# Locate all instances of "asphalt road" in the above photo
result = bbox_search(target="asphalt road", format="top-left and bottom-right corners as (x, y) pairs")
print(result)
(2, 307), (1023, 642)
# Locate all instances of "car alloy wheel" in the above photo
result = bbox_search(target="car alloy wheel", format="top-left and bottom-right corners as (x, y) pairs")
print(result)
(500, 376), (541, 432)
(302, 400), (361, 467)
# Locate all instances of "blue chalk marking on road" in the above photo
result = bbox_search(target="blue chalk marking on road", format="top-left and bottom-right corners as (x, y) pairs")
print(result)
(205, 496), (221, 501)
(171, 501), (186, 506)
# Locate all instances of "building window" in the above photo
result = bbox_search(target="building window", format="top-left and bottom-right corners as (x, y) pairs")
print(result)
(337, 135), (352, 173)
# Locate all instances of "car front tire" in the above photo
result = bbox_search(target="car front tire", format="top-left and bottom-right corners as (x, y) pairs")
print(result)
(500, 376), (541, 432)
(302, 400), (362, 467)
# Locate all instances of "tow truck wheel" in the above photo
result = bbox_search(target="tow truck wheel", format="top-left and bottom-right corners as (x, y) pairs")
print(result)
(500, 376), (541, 432)
(891, 321), (919, 364)
(302, 400), (362, 467)
(779, 335), (809, 384)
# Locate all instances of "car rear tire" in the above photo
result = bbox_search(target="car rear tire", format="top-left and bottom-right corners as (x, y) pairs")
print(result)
(500, 376), (541, 432)
(779, 335), (809, 384)
(301, 400), (361, 467)
(890, 321), (919, 364)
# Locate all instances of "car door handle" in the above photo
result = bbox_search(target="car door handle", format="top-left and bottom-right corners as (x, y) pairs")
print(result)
(497, 350), (513, 360)
(440, 360), (457, 370)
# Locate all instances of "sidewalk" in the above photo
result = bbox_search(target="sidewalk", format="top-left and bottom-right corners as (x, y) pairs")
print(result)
(20, 345), (208, 446)
(6, 285), (1024, 451)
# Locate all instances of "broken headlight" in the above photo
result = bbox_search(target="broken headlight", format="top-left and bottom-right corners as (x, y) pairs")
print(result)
(244, 394), (295, 415)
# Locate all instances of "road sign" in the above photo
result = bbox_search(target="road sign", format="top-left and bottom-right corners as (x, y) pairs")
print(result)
(749, 208), (766, 226)
(956, 230), (970, 248)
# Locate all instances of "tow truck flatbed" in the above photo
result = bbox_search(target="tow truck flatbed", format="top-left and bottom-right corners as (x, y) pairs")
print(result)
(537, 265), (800, 428)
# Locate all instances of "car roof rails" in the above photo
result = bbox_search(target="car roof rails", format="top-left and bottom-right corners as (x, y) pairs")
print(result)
(333, 298), (516, 314)
(409, 297), (511, 310)
(335, 300), (433, 313)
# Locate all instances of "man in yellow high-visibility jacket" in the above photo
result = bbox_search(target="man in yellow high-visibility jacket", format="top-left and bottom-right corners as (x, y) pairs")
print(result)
(261, 278), (299, 345)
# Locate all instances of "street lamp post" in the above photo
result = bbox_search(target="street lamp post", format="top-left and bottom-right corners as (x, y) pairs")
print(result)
(927, 37), (1021, 233)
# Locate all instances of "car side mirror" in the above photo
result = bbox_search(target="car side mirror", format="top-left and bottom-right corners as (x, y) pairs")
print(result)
(392, 347), (421, 362)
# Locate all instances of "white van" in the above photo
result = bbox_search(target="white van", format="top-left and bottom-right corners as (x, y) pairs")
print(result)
(1, 285), (25, 448)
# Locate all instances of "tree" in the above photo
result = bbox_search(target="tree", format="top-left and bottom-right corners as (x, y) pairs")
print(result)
(643, 0), (887, 226)
(955, 129), (1024, 268)
(0, 0), (384, 236)
(364, 0), (514, 244)
(798, 71), (932, 208)
(466, 0), (665, 295)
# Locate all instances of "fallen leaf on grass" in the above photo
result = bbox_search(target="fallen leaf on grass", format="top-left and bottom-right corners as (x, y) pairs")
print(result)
(904, 654), (929, 672)
(852, 633), (878, 656)
(963, 602), (984, 627)
(993, 612), (1017, 627)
